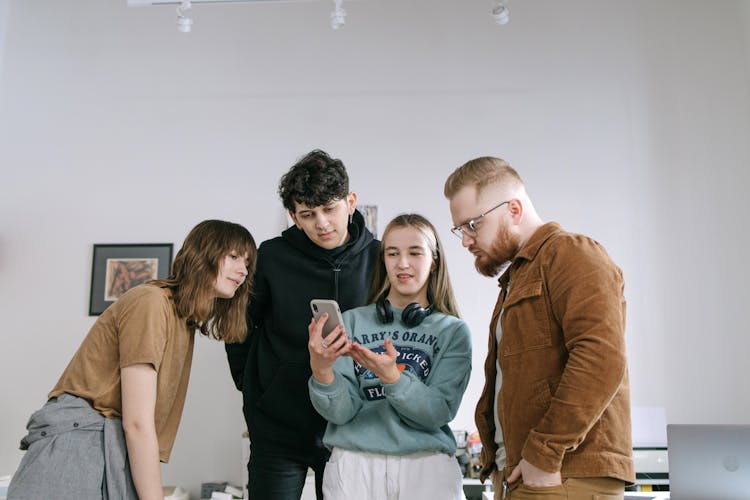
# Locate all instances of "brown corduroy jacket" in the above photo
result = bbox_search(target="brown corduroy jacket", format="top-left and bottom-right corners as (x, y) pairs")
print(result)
(476, 222), (635, 484)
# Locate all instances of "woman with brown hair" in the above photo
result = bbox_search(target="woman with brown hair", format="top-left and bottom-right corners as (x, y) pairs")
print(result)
(8, 219), (257, 500)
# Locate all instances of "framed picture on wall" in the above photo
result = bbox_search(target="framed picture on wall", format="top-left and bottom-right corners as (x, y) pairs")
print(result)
(89, 243), (173, 316)
(359, 204), (378, 237)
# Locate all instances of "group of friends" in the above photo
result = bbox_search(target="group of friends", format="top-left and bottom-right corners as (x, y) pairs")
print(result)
(7, 150), (634, 500)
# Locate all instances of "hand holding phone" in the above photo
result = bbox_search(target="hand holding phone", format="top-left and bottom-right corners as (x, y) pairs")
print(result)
(309, 299), (348, 383)
(310, 299), (345, 338)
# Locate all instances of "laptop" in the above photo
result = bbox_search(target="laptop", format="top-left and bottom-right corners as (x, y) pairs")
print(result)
(667, 424), (750, 499)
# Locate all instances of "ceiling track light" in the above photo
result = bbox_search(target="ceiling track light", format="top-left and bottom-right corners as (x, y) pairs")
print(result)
(176, 0), (193, 32)
(491, 0), (509, 26)
(128, 0), (348, 33)
(330, 0), (345, 29)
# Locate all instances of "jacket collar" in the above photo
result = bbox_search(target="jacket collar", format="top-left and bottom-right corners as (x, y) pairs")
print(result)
(515, 221), (562, 263)
(496, 221), (562, 287)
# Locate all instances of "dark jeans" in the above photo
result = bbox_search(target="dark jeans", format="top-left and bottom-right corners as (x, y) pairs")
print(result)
(248, 440), (329, 500)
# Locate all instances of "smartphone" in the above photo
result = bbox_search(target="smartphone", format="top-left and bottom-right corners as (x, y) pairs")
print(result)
(310, 299), (345, 338)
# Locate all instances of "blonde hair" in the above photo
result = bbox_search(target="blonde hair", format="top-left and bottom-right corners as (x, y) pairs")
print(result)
(368, 213), (460, 318)
(444, 156), (523, 199)
(150, 219), (257, 343)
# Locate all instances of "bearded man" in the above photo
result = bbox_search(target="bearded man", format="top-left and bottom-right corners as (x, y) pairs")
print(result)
(444, 157), (634, 500)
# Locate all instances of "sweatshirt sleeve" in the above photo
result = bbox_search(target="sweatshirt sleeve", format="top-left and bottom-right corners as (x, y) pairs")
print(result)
(383, 321), (472, 431)
(309, 355), (363, 425)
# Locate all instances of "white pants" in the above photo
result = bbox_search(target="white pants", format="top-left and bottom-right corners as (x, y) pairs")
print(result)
(322, 448), (466, 500)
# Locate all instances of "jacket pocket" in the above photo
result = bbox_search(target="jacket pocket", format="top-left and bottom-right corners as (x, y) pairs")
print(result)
(500, 279), (552, 356)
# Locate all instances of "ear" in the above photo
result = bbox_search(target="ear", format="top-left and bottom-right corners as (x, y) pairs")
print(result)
(507, 198), (524, 225)
(346, 192), (358, 214)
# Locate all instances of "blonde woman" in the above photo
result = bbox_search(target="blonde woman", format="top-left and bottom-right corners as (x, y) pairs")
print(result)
(308, 214), (471, 500)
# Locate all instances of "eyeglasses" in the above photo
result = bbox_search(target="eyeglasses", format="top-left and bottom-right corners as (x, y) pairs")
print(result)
(450, 201), (510, 239)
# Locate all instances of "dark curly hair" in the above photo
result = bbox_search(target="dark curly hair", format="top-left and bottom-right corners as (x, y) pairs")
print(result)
(278, 149), (350, 212)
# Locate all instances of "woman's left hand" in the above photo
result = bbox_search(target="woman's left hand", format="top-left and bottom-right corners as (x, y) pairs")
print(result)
(349, 339), (401, 384)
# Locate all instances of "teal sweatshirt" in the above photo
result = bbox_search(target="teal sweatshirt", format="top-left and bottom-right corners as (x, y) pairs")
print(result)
(309, 303), (472, 455)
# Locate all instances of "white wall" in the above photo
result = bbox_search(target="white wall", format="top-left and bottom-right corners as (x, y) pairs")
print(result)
(1, 0), (749, 497)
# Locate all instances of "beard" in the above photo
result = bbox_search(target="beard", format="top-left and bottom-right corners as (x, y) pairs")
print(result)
(473, 223), (521, 277)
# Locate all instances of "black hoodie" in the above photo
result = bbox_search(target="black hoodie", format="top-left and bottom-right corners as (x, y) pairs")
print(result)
(226, 209), (380, 451)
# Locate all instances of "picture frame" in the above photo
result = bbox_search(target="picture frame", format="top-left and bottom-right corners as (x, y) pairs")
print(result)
(359, 204), (378, 237)
(89, 243), (173, 316)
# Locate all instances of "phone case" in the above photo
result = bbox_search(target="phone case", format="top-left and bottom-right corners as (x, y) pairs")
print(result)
(310, 299), (345, 338)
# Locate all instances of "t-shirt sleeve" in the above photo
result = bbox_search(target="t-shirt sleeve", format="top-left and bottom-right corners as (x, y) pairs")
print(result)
(116, 287), (170, 372)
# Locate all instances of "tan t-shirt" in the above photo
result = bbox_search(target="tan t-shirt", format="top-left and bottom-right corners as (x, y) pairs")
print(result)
(49, 284), (195, 462)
